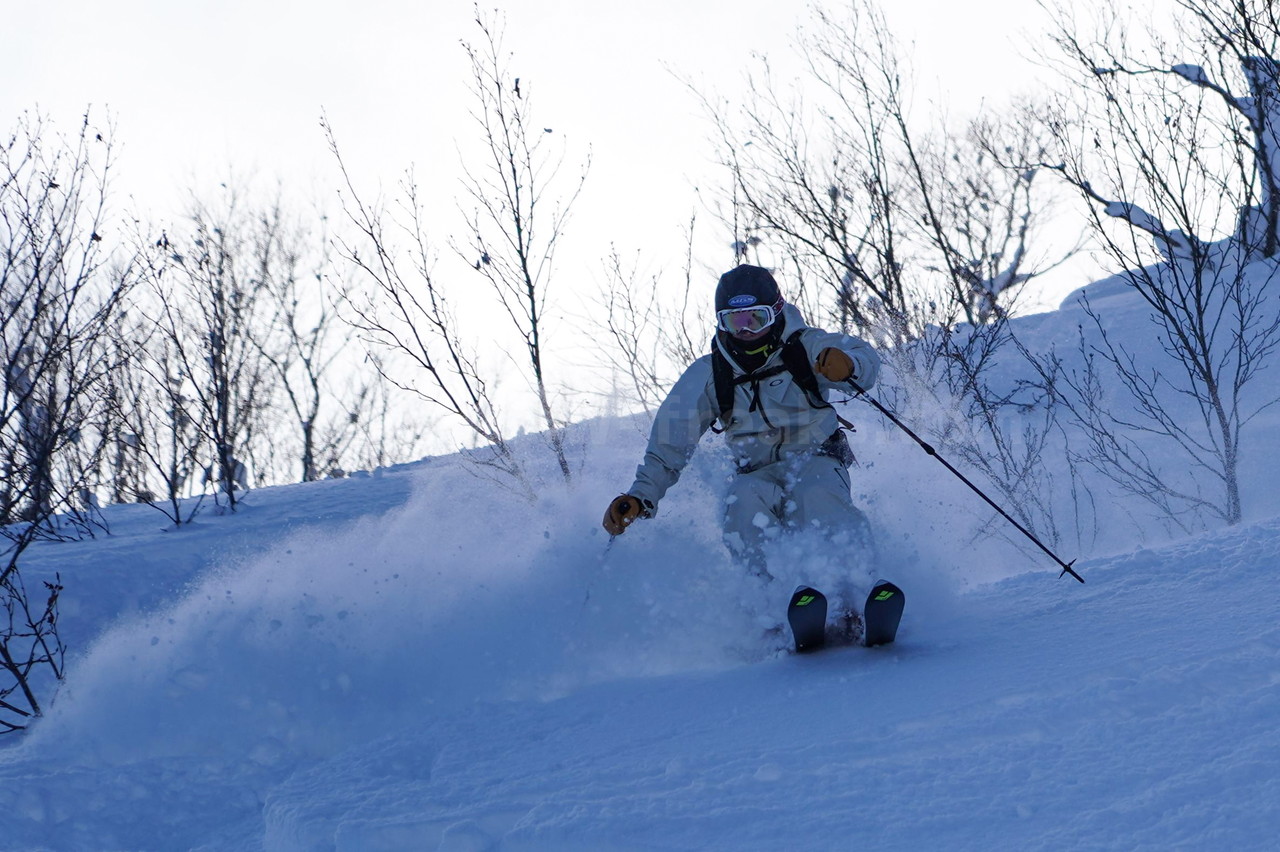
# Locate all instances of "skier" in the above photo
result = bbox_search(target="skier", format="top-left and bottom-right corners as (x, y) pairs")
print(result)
(602, 264), (881, 638)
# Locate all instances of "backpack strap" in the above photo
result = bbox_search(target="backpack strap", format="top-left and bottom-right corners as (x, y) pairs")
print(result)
(781, 331), (858, 432)
(780, 330), (824, 408)
(710, 346), (735, 433)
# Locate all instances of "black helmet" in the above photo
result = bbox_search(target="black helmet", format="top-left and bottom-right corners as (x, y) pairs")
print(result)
(715, 264), (782, 313)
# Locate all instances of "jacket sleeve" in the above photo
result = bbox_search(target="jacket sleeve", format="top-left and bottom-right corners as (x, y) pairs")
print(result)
(626, 356), (718, 512)
(803, 328), (880, 392)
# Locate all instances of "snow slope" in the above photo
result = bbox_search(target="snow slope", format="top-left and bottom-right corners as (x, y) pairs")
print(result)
(260, 520), (1280, 851)
(2, 282), (1279, 850)
(3, 447), (1278, 849)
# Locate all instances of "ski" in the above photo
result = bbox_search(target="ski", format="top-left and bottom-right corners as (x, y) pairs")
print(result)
(786, 585), (827, 653)
(862, 580), (905, 647)
(786, 580), (905, 653)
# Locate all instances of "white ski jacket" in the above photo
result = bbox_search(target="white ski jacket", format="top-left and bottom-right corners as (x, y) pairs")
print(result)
(627, 304), (880, 512)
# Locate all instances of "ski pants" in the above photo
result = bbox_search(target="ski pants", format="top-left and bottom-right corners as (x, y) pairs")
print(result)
(721, 451), (871, 582)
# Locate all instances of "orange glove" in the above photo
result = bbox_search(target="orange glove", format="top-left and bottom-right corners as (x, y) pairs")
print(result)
(815, 347), (855, 382)
(603, 494), (649, 535)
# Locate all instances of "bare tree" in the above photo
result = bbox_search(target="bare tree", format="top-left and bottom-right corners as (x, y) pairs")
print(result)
(596, 249), (672, 417)
(454, 7), (589, 482)
(593, 216), (707, 418)
(1033, 0), (1280, 526)
(242, 195), (375, 483)
(940, 113), (1081, 325)
(0, 110), (132, 732)
(1141, 0), (1280, 256)
(324, 10), (587, 493)
(1, 113), (128, 530)
(97, 312), (151, 507)
(106, 302), (206, 524)
(342, 373), (433, 475)
(0, 568), (63, 735)
(139, 183), (279, 512)
(325, 119), (531, 491)
(697, 41), (913, 340)
(1039, 0), (1278, 256)
(697, 1), (1069, 345)
(901, 317), (1097, 555)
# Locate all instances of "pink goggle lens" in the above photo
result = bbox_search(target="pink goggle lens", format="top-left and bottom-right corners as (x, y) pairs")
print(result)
(718, 306), (775, 334)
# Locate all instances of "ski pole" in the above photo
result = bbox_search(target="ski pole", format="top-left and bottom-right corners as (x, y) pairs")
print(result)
(847, 379), (1084, 584)
(578, 534), (617, 623)
(581, 498), (640, 624)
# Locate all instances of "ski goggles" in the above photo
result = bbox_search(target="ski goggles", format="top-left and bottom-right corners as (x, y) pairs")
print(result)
(717, 304), (779, 335)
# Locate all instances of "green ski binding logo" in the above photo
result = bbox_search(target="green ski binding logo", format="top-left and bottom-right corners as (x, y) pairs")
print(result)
(796, 594), (816, 606)
(874, 589), (896, 601)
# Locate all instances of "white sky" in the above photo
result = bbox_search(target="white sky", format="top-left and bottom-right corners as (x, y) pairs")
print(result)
(6, 1), (1058, 259)
(5, 0), (1139, 446)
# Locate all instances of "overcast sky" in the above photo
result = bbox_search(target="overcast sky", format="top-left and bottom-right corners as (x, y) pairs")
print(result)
(6, 0), (1065, 301)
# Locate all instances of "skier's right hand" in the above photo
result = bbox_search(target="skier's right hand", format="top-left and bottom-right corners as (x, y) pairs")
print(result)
(815, 346), (856, 382)
(603, 494), (649, 536)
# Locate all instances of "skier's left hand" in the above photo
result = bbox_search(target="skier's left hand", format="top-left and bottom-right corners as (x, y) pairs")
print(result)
(815, 347), (855, 382)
